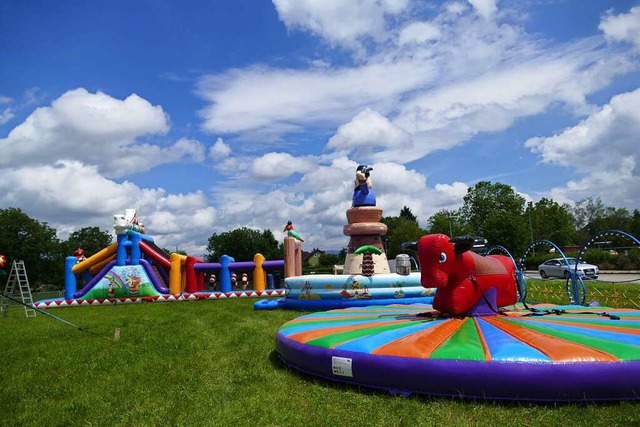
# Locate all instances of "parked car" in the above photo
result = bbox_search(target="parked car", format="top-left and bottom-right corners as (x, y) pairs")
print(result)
(538, 258), (599, 279)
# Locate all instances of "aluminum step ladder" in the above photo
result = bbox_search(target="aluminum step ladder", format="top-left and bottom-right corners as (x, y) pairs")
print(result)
(1, 260), (37, 318)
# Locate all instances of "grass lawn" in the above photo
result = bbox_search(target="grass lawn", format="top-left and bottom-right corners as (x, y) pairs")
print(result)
(1, 297), (639, 427)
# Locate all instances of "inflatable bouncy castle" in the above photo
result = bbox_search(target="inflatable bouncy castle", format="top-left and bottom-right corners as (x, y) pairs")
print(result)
(35, 210), (285, 308)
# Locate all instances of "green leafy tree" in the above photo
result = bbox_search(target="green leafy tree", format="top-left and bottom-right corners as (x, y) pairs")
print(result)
(594, 207), (631, 233)
(399, 206), (418, 223)
(206, 227), (280, 262)
(528, 198), (576, 246)
(427, 209), (473, 237)
(318, 252), (340, 267)
(382, 208), (427, 258)
(459, 181), (528, 254)
(0, 208), (62, 287)
(62, 227), (113, 258)
(630, 209), (640, 238)
(572, 197), (634, 245)
(427, 210), (452, 236)
(571, 197), (607, 238)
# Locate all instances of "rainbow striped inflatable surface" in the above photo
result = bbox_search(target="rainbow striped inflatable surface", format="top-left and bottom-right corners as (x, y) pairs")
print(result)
(276, 303), (640, 401)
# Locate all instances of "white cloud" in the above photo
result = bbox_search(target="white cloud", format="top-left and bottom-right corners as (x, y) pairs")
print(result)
(546, 159), (640, 208)
(5, 2), (640, 255)
(187, 1), (640, 243)
(272, 0), (409, 49)
(525, 88), (640, 171)
(398, 21), (441, 45)
(199, 4), (633, 170)
(446, 2), (468, 15)
(526, 88), (640, 207)
(209, 137), (231, 158)
(249, 152), (318, 180)
(171, 137), (206, 163)
(327, 109), (411, 158)
(468, 0), (497, 19)
(197, 61), (432, 135)
(600, 6), (640, 49)
(0, 95), (12, 104)
(203, 158), (460, 250)
(0, 108), (15, 125)
(0, 88), (206, 178)
(0, 159), (218, 255)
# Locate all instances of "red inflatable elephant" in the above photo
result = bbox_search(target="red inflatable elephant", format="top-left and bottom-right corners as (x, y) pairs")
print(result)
(415, 234), (517, 315)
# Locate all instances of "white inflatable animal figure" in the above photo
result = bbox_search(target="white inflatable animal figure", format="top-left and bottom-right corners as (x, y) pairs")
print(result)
(113, 209), (145, 235)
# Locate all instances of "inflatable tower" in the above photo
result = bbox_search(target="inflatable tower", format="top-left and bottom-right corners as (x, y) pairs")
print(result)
(342, 165), (390, 275)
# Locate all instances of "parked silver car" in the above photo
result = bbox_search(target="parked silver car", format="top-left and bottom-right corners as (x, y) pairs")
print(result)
(538, 257), (599, 279)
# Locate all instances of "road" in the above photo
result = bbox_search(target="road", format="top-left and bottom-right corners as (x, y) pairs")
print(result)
(592, 272), (640, 283)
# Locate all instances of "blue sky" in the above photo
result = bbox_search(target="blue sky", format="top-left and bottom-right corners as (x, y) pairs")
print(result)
(1, 0), (640, 255)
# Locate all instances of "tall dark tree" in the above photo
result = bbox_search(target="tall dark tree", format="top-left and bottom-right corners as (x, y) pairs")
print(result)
(206, 227), (280, 262)
(399, 206), (418, 223)
(62, 226), (113, 258)
(0, 208), (62, 286)
(630, 209), (640, 238)
(318, 252), (340, 267)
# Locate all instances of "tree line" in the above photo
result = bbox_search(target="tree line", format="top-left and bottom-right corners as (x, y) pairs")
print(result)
(1, 181), (639, 288)
(0, 208), (112, 289)
(384, 181), (640, 262)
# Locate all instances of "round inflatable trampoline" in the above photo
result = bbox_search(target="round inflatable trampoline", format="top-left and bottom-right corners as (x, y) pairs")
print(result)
(275, 303), (640, 401)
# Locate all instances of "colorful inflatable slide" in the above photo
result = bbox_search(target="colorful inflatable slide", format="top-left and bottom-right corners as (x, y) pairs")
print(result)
(35, 210), (285, 308)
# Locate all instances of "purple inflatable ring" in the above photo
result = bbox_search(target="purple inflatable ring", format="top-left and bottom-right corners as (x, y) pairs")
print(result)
(276, 303), (640, 401)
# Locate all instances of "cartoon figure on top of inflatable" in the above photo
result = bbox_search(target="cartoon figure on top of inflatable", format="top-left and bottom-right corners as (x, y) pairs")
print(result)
(114, 209), (145, 235)
(283, 220), (304, 242)
(73, 248), (86, 263)
(352, 165), (376, 207)
(412, 234), (517, 315)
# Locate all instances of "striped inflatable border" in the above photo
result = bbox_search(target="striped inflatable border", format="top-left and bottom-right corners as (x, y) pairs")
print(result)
(33, 289), (286, 309)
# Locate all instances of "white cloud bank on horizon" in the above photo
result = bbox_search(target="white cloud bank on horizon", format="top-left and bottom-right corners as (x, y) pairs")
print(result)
(0, 89), (215, 252)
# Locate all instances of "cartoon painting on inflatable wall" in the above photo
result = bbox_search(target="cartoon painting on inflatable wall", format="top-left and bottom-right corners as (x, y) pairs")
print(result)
(81, 265), (160, 299)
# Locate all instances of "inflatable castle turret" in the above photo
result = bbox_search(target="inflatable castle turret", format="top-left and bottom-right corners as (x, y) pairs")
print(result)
(256, 164), (435, 311)
(342, 165), (390, 275)
(283, 220), (303, 277)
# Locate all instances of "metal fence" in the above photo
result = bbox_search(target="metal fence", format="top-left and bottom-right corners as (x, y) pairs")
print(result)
(525, 279), (640, 309)
(31, 291), (64, 301)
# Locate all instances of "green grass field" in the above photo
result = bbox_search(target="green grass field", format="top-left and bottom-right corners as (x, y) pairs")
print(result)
(1, 295), (640, 427)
